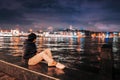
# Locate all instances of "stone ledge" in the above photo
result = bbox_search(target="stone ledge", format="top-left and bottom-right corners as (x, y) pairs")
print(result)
(0, 60), (59, 80)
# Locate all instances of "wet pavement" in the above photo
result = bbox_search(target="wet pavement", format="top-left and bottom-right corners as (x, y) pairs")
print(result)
(0, 36), (120, 80)
(0, 71), (18, 80)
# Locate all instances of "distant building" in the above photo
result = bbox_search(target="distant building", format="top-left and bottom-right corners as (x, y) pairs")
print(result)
(0, 29), (20, 36)
(11, 29), (20, 36)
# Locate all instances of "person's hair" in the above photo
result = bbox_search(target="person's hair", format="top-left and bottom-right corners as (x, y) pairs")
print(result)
(28, 33), (37, 42)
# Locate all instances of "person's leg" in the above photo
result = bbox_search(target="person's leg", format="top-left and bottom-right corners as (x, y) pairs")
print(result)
(44, 48), (53, 58)
(40, 51), (57, 66)
(41, 50), (66, 69)
(28, 53), (43, 65)
(28, 49), (65, 69)
(28, 50), (56, 66)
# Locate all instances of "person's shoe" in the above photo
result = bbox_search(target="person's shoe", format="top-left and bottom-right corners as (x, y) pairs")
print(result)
(56, 62), (65, 69)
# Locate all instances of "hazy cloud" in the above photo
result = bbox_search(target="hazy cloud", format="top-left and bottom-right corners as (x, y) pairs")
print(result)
(0, 0), (120, 31)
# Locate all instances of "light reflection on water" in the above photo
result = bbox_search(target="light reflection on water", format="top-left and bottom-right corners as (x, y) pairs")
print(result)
(0, 36), (120, 69)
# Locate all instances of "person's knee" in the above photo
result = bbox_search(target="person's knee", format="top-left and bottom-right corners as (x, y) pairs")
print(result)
(28, 61), (36, 65)
(45, 48), (51, 52)
(28, 58), (38, 65)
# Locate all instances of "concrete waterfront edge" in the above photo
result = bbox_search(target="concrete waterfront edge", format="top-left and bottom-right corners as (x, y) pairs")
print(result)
(0, 60), (59, 80)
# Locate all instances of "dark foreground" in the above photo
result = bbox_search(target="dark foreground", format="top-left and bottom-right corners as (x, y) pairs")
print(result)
(0, 37), (120, 80)
(0, 72), (18, 80)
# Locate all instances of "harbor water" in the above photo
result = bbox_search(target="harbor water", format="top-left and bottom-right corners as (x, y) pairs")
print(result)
(0, 36), (120, 80)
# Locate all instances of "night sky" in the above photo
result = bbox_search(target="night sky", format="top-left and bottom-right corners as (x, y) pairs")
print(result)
(0, 0), (120, 32)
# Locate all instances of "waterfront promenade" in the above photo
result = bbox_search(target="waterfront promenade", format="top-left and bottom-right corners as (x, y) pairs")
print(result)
(0, 36), (120, 80)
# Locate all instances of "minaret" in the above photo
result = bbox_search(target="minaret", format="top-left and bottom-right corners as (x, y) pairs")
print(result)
(69, 25), (73, 30)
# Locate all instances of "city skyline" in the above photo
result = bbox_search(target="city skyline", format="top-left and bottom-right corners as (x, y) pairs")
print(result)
(0, 0), (120, 32)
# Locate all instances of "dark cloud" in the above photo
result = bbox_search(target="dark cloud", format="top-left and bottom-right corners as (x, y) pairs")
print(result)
(0, 8), (21, 20)
(0, 0), (120, 31)
(21, 0), (57, 9)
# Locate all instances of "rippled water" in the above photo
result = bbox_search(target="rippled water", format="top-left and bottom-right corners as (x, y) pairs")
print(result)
(0, 36), (120, 70)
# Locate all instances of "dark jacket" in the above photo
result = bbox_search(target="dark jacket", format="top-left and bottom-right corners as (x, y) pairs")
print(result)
(23, 39), (37, 60)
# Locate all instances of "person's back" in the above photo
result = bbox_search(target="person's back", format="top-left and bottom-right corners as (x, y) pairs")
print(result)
(22, 33), (37, 64)
(23, 39), (37, 62)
